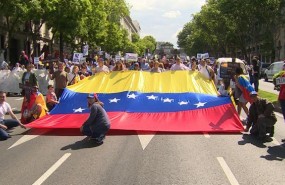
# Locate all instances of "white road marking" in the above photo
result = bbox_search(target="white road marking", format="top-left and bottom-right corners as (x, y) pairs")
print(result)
(15, 97), (24, 101)
(8, 129), (49, 149)
(271, 137), (281, 145)
(137, 131), (156, 150)
(217, 157), (240, 185)
(203, 132), (210, 138)
(8, 135), (40, 149)
(32, 153), (71, 185)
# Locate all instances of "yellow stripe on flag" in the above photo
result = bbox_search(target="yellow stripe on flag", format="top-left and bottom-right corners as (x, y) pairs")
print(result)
(67, 71), (218, 95)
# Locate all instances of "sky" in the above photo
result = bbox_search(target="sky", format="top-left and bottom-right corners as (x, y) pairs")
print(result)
(126, 0), (206, 48)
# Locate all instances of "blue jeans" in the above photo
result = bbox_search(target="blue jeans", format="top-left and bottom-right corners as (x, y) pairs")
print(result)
(81, 124), (110, 139)
(0, 119), (20, 140)
(253, 76), (259, 92)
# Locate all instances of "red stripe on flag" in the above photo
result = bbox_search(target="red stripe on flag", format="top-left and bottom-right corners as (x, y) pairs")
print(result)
(27, 103), (243, 132)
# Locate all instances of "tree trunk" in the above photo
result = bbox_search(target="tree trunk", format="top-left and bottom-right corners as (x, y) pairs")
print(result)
(33, 36), (37, 57)
(59, 32), (64, 62)
(4, 31), (10, 63)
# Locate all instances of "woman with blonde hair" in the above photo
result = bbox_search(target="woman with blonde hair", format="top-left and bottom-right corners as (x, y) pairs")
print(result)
(68, 65), (80, 85)
(150, 61), (163, 73)
(159, 62), (165, 72)
(112, 61), (126, 71)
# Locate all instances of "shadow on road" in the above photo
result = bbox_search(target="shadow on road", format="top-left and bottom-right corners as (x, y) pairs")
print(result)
(260, 144), (285, 161)
(238, 134), (267, 148)
(61, 137), (103, 150)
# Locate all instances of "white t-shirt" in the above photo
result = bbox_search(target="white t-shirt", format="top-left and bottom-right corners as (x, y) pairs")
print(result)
(199, 66), (211, 79)
(95, 65), (110, 73)
(170, 63), (189, 71)
(0, 102), (12, 122)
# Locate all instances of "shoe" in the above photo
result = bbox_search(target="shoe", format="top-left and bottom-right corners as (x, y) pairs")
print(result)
(90, 136), (105, 144)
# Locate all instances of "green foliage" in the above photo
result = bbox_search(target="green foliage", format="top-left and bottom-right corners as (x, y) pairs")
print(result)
(178, 0), (284, 59)
(0, 0), (141, 55)
(131, 33), (140, 43)
(141, 36), (156, 53)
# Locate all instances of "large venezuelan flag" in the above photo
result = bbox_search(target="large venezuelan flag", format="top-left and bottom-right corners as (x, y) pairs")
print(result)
(28, 71), (244, 132)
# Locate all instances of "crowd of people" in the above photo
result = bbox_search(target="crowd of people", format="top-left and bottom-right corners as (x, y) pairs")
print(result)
(1, 53), (284, 143)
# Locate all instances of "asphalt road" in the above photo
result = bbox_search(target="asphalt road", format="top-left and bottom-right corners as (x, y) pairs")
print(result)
(0, 80), (285, 185)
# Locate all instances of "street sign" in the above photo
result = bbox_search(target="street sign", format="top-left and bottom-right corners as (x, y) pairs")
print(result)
(34, 57), (39, 64)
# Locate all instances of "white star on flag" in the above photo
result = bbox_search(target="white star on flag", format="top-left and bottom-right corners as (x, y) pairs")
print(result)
(178, 101), (189, 105)
(162, 98), (174, 103)
(194, 102), (206, 108)
(109, 98), (120, 103)
(127, 93), (138, 99)
(73, 107), (85, 113)
(146, 95), (158, 100)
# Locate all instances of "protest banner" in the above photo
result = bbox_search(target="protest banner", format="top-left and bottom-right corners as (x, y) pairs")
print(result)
(73, 53), (83, 63)
(125, 53), (138, 62)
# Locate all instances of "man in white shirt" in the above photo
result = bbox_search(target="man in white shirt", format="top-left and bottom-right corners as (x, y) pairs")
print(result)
(0, 91), (26, 140)
(170, 57), (189, 71)
(95, 58), (109, 73)
(198, 59), (215, 81)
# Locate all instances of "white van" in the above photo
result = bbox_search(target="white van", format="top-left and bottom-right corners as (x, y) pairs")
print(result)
(264, 61), (284, 81)
(216, 58), (247, 90)
(216, 58), (247, 80)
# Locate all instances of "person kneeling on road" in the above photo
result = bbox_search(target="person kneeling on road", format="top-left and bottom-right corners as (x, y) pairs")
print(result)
(0, 91), (26, 140)
(80, 93), (110, 144)
(244, 91), (277, 142)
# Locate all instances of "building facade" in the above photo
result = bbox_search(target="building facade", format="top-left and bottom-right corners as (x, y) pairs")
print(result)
(120, 16), (141, 41)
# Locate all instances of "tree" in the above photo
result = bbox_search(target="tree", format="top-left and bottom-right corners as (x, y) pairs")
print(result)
(131, 33), (140, 43)
(0, 0), (28, 64)
(178, 0), (284, 60)
(140, 36), (156, 53)
(25, 0), (56, 57)
(46, 0), (91, 61)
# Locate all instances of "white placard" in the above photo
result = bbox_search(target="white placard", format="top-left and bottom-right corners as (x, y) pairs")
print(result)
(115, 55), (121, 61)
(83, 45), (89, 56)
(34, 57), (40, 64)
(197, 53), (202, 59)
(276, 77), (285, 85)
(72, 53), (83, 63)
(125, 53), (138, 62)
(80, 57), (86, 64)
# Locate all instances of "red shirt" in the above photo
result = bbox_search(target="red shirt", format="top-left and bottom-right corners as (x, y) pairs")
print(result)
(278, 74), (285, 100)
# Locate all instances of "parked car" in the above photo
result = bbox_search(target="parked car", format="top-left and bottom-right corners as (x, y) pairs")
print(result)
(264, 61), (284, 81)
(259, 62), (270, 79)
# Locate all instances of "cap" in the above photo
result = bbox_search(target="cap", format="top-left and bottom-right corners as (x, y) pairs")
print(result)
(191, 56), (196, 61)
(87, 93), (98, 99)
(250, 91), (258, 96)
